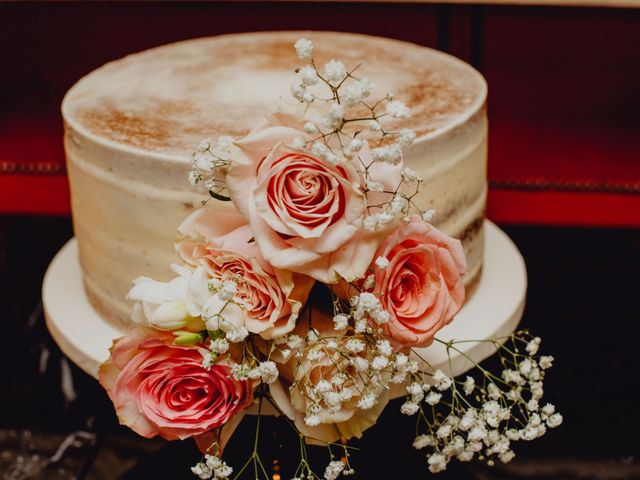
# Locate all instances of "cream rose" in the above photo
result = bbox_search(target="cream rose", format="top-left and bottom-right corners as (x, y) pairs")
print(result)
(226, 124), (399, 284)
(372, 216), (467, 349)
(177, 209), (314, 339)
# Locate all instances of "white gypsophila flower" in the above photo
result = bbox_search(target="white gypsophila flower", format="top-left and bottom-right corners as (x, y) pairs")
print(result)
(188, 171), (203, 186)
(201, 352), (215, 371)
(304, 414), (320, 426)
(331, 373), (346, 387)
(341, 82), (367, 106)
(357, 394), (376, 410)
(304, 122), (318, 134)
(371, 144), (402, 165)
(436, 423), (453, 439)
(526, 337), (541, 355)
(348, 138), (364, 153)
(375, 256), (390, 269)
(463, 376), (475, 395)
(398, 128), (417, 146)
(217, 280), (237, 302)
(258, 361), (279, 384)
(354, 318), (367, 333)
(527, 399), (539, 412)
(333, 314), (349, 331)
(519, 358), (533, 376)
(280, 349), (292, 361)
(197, 138), (212, 152)
(386, 100), (411, 119)
(422, 208), (436, 223)
(371, 355), (389, 371)
(303, 92), (315, 103)
(401, 167), (421, 183)
(307, 349), (325, 361)
(539, 355), (554, 369)
(325, 104), (345, 129)
(210, 338), (229, 354)
(215, 136), (234, 152)
(499, 450), (516, 464)
(406, 360), (420, 374)
(457, 450), (474, 462)
(191, 462), (212, 479)
(294, 38), (314, 60)
(225, 326), (249, 343)
(286, 335), (303, 349)
(299, 65), (319, 86)
(363, 274), (375, 290)
(352, 357), (369, 372)
(487, 382), (502, 400)
(413, 434), (435, 450)
(389, 195), (407, 215)
(541, 403), (555, 418)
(214, 464), (233, 479)
(376, 339), (392, 356)
(427, 453), (448, 474)
(345, 339), (365, 354)
(401, 401), (419, 416)
(313, 380), (333, 394)
(433, 369), (452, 391)
(425, 391), (442, 406)
(394, 353), (408, 369)
(248, 368), (262, 380)
(546, 413), (563, 428)
(365, 179), (384, 192)
(407, 382), (422, 396)
(468, 425), (488, 442)
(307, 328), (320, 344)
(231, 363), (250, 381)
(323, 59), (347, 85)
(324, 460), (345, 480)
(290, 81), (306, 102)
(292, 136), (306, 150)
(368, 120), (382, 132)
(326, 340), (338, 350)
(204, 455), (222, 469)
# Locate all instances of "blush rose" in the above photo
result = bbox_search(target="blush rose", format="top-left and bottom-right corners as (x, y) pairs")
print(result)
(372, 216), (467, 349)
(176, 208), (314, 339)
(225, 123), (400, 284)
(99, 327), (254, 441)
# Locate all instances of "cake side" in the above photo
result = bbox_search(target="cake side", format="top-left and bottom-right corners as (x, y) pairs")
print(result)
(62, 31), (488, 328)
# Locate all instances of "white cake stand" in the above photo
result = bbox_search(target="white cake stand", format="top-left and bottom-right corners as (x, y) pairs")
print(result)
(44, 220), (527, 388)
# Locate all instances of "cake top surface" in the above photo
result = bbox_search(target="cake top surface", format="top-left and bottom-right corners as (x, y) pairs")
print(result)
(63, 31), (486, 160)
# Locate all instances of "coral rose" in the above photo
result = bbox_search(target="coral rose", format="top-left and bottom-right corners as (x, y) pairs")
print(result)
(226, 124), (400, 284)
(98, 327), (254, 441)
(372, 216), (467, 349)
(177, 209), (314, 339)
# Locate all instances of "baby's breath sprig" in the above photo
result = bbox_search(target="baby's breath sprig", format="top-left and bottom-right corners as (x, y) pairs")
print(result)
(290, 39), (435, 232)
(188, 136), (235, 203)
(401, 330), (562, 473)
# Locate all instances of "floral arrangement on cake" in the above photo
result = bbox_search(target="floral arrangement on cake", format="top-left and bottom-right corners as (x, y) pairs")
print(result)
(99, 38), (562, 479)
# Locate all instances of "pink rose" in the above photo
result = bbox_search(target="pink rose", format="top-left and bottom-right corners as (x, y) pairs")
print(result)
(177, 209), (314, 339)
(226, 124), (400, 284)
(372, 216), (467, 349)
(98, 327), (254, 441)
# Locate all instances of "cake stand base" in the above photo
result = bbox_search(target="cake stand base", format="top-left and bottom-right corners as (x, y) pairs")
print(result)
(44, 220), (527, 385)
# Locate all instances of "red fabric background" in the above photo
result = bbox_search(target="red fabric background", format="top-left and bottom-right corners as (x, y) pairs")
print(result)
(1, 3), (638, 226)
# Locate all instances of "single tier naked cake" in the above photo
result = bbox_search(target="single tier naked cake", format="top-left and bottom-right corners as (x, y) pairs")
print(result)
(43, 31), (558, 479)
(61, 31), (487, 329)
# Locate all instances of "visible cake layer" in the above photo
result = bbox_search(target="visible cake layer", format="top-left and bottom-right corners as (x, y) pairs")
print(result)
(62, 31), (488, 328)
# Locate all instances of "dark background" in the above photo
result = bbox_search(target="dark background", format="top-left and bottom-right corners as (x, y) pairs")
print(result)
(1, 1), (639, 479)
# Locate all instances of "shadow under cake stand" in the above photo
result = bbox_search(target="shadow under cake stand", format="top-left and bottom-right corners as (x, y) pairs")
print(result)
(44, 220), (527, 394)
